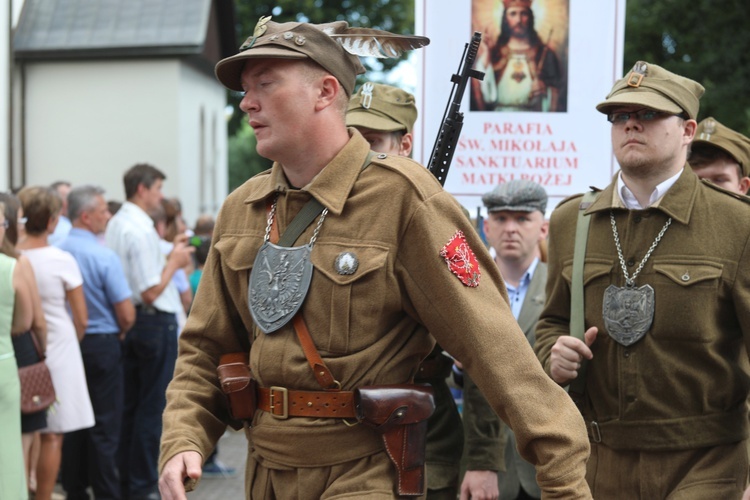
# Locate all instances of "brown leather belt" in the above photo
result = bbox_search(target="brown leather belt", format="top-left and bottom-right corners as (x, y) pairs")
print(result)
(257, 386), (357, 419)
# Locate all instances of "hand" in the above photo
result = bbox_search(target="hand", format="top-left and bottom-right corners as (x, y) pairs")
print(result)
(530, 79), (548, 98)
(168, 236), (195, 269)
(549, 327), (598, 385)
(743, 485), (750, 500)
(158, 451), (202, 500)
(460, 470), (499, 500)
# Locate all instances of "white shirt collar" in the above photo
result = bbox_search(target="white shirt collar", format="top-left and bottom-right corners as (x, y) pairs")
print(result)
(616, 169), (683, 209)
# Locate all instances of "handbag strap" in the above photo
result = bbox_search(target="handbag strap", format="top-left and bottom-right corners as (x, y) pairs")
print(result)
(568, 191), (596, 397)
(28, 330), (45, 362)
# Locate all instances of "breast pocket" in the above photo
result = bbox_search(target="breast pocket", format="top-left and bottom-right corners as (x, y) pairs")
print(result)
(309, 242), (389, 354)
(562, 258), (615, 331)
(214, 235), (262, 315)
(650, 260), (723, 342)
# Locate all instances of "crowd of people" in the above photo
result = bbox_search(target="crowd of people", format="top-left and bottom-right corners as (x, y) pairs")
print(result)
(0, 174), (217, 500)
(4, 5), (750, 500)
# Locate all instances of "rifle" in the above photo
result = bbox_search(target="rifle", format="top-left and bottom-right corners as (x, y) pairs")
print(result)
(428, 32), (485, 186)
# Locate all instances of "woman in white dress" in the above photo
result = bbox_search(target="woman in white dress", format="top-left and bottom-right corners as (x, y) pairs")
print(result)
(17, 186), (94, 500)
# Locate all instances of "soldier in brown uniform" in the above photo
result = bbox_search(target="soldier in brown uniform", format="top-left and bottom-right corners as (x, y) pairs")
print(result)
(690, 116), (750, 195)
(158, 17), (591, 499)
(535, 60), (750, 498)
(347, 82), (464, 500)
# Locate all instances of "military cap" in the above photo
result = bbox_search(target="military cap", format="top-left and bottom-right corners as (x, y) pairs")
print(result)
(596, 61), (705, 119)
(692, 117), (750, 176)
(482, 179), (547, 213)
(215, 17), (365, 96)
(346, 83), (417, 133)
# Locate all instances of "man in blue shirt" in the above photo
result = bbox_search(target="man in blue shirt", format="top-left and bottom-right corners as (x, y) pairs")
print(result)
(59, 184), (135, 500)
(461, 179), (549, 500)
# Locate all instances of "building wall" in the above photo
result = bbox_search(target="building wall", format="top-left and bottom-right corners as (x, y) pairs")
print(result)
(19, 58), (227, 226)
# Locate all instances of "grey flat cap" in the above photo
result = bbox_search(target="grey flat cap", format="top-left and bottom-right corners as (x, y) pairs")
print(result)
(482, 179), (547, 213)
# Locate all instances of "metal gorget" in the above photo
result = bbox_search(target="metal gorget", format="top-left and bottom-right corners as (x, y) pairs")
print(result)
(602, 211), (671, 346)
(248, 197), (328, 334)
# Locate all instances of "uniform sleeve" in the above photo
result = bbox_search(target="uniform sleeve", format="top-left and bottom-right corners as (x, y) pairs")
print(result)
(159, 203), (251, 480)
(397, 190), (591, 498)
(462, 372), (506, 471)
(533, 204), (574, 376)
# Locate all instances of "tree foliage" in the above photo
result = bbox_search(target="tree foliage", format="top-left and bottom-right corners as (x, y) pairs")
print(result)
(624, 0), (750, 135)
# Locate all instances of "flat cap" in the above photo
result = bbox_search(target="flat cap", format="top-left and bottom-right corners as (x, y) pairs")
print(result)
(482, 179), (547, 213)
(346, 83), (417, 133)
(215, 17), (365, 96)
(692, 117), (750, 176)
(596, 61), (704, 119)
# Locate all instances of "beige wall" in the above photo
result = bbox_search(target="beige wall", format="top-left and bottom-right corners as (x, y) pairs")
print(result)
(18, 58), (227, 226)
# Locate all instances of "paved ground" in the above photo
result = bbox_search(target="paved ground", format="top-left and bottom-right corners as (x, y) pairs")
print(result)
(188, 429), (246, 499)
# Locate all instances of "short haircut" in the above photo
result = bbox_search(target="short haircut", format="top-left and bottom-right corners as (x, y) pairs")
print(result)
(193, 214), (215, 236)
(123, 163), (166, 200)
(17, 186), (62, 236)
(68, 185), (106, 221)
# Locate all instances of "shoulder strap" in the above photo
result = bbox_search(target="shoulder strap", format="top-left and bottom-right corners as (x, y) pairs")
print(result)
(568, 191), (596, 397)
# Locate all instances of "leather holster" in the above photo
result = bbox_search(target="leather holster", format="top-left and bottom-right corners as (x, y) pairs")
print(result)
(217, 352), (256, 421)
(354, 384), (435, 496)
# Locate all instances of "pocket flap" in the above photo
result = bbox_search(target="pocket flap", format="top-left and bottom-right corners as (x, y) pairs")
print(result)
(562, 258), (614, 286)
(653, 261), (722, 286)
(311, 242), (389, 285)
(215, 236), (262, 272)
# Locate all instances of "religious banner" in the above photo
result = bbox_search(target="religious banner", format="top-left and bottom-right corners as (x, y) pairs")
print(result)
(413, 0), (626, 215)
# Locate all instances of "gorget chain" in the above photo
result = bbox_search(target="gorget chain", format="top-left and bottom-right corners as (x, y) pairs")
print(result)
(610, 211), (671, 287)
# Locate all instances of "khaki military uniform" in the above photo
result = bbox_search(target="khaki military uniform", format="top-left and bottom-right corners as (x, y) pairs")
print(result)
(463, 263), (546, 499)
(160, 130), (591, 498)
(535, 168), (750, 497)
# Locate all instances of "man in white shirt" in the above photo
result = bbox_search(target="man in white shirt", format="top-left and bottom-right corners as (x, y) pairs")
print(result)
(105, 163), (193, 500)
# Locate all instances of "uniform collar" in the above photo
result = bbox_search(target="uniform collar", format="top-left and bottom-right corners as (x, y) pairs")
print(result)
(584, 166), (697, 226)
(242, 128), (372, 216)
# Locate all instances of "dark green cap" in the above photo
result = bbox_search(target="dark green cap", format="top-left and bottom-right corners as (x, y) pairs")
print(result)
(346, 83), (417, 133)
(693, 117), (750, 176)
(596, 61), (704, 119)
(482, 179), (547, 213)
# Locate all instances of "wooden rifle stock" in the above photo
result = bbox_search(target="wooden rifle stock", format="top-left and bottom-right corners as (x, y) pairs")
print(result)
(427, 32), (485, 186)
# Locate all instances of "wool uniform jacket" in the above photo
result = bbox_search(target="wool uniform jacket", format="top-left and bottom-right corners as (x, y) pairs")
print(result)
(159, 130), (591, 497)
(535, 168), (750, 451)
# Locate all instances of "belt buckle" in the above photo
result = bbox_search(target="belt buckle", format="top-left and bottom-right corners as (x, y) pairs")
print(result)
(269, 386), (288, 419)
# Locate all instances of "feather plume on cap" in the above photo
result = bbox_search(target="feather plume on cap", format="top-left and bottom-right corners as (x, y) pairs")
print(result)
(325, 27), (430, 58)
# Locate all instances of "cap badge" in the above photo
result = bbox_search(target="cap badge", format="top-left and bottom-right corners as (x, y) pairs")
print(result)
(699, 118), (716, 141)
(627, 61), (648, 88)
(361, 82), (374, 109)
(241, 15), (272, 51)
(440, 230), (481, 288)
(334, 252), (359, 275)
(294, 35), (306, 46)
(283, 32), (294, 40)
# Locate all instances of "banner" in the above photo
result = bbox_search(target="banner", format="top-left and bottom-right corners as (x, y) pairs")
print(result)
(413, 0), (626, 215)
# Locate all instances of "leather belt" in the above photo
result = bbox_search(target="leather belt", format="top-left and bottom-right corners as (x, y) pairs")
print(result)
(257, 386), (357, 419)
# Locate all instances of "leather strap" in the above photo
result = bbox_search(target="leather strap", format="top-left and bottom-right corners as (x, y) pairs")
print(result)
(257, 386), (356, 418)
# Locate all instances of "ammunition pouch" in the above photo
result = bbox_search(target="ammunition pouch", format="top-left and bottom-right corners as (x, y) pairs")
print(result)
(354, 384), (435, 496)
(217, 352), (256, 421)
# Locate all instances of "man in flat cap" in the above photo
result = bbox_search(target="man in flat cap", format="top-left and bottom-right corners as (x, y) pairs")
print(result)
(690, 117), (750, 195)
(460, 180), (547, 500)
(471, 0), (563, 112)
(158, 16), (591, 499)
(534, 60), (750, 498)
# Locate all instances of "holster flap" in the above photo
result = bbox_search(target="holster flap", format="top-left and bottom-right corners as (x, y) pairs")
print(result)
(354, 384), (435, 431)
(217, 352), (256, 421)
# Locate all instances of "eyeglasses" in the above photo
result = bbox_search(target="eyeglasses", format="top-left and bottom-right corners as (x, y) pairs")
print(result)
(607, 108), (687, 124)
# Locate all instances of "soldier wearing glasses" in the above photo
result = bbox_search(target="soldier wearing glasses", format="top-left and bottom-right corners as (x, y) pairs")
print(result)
(535, 61), (750, 497)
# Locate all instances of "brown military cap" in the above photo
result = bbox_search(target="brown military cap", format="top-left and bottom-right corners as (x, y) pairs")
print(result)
(215, 17), (365, 96)
(596, 61), (705, 119)
(346, 83), (417, 133)
(692, 117), (750, 176)
(482, 179), (547, 213)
